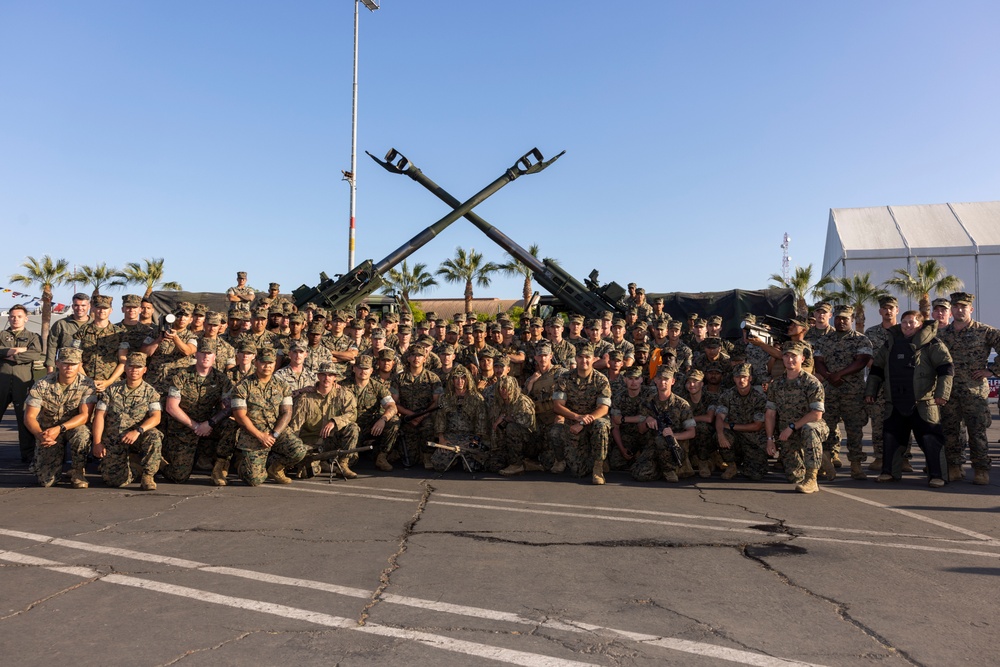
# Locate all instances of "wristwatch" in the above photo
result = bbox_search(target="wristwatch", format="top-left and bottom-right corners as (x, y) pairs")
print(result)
(787, 422), (796, 432)
(135, 426), (145, 435)
(59, 424), (67, 434)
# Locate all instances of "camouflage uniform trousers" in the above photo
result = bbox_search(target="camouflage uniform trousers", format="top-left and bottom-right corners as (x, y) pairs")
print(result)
(431, 433), (499, 473)
(778, 421), (829, 483)
(396, 420), (435, 466)
(608, 425), (648, 471)
(821, 384), (868, 462)
(236, 431), (308, 486)
(942, 385), (992, 471)
(690, 421), (719, 463)
(631, 433), (683, 482)
(162, 418), (237, 483)
(554, 418), (611, 478)
(536, 421), (566, 471)
(357, 416), (399, 456)
(34, 426), (91, 487)
(718, 429), (768, 480)
(494, 420), (536, 468)
(99, 429), (163, 487)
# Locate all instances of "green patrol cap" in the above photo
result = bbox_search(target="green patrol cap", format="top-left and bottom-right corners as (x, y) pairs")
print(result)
(256, 347), (277, 363)
(622, 366), (643, 379)
(686, 369), (704, 381)
(733, 363), (752, 377)
(125, 352), (146, 368)
(950, 292), (974, 305)
(781, 340), (807, 355)
(931, 297), (950, 309)
(93, 295), (112, 308)
(122, 294), (141, 308)
(58, 347), (82, 364)
(197, 339), (218, 354)
(834, 305), (854, 318)
(355, 355), (373, 370)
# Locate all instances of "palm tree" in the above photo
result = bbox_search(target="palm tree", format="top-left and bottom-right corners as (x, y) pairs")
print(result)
(497, 243), (548, 308)
(69, 263), (126, 298)
(9, 255), (70, 351)
(768, 264), (832, 318)
(382, 260), (438, 301)
(823, 272), (889, 332)
(122, 257), (183, 298)
(884, 258), (964, 319)
(436, 247), (499, 315)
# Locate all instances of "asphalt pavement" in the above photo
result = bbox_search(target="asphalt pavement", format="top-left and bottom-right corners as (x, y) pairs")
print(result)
(1, 416), (998, 667)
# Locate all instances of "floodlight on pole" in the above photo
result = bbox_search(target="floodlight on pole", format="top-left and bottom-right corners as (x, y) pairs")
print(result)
(347, 0), (379, 271)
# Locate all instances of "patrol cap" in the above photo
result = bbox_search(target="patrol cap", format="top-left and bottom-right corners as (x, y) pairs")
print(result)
(366, 314), (379, 323)
(453, 313), (466, 323)
(122, 294), (142, 308)
(120, 352), (145, 368)
(398, 324), (412, 335)
(635, 344), (650, 354)
(256, 347), (277, 363)
(192, 304), (207, 316)
(370, 328), (386, 339)
(693, 318), (707, 327)
(477, 347), (495, 359)
(317, 362), (344, 380)
(229, 309), (250, 322)
(355, 355), (373, 370)
(707, 315), (723, 325)
(495, 354), (510, 368)
(611, 317), (626, 328)
(568, 314), (584, 324)
(252, 307), (269, 320)
(355, 302), (370, 312)
(178, 302), (194, 314)
(653, 297), (664, 305)
(288, 312), (305, 324)
(607, 349), (624, 362)
(687, 369), (705, 381)
(384, 312), (400, 324)
(440, 344), (457, 355)
(93, 295), (112, 309)
(282, 303), (294, 315)
(197, 339), (218, 354)
(529, 317), (544, 327)
(236, 340), (257, 354)
(424, 311), (437, 322)
(267, 305), (283, 316)
(434, 318), (448, 328)
(406, 346), (426, 358)
(622, 366), (643, 379)
(687, 312), (699, 320)
(602, 311), (614, 321)
(472, 322), (487, 332)
(653, 320), (668, 330)
(377, 348), (396, 362)
(237, 271), (247, 279)
(833, 305), (854, 318)
(781, 340), (807, 355)
(534, 341), (553, 355)
(704, 337), (722, 348)
(445, 323), (460, 334)
(704, 361), (725, 374)
(269, 282), (280, 291)
(417, 335), (436, 347)
(204, 312), (222, 326)
(308, 322), (325, 335)
(951, 292), (974, 305)
(288, 341), (307, 352)
(732, 363), (752, 377)
(331, 309), (348, 322)
(667, 320), (683, 330)
(636, 287), (645, 295)
(875, 295), (897, 308)
(584, 318), (599, 330)
(58, 347), (83, 364)
(788, 316), (808, 328)
(813, 302), (832, 314)
(462, 324), (474, 334)
(742, 314), (756, 325)
(626, 307), (638, 315)
(655, 365), (675, 379)
(575, 342), (595, 357)
(488, 323), (502, 334)
(931, 297), (951, 309)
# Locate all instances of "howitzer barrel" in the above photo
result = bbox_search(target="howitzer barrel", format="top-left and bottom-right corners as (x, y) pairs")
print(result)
(369, 148), (626, 319)
(372, 148), (561, 276)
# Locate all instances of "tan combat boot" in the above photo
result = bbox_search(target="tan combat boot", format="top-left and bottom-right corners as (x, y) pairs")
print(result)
(662, 470), (679, 483)
(375, 452), (393, 472)
(901, 459), (914, 472)
(523, 459), (545, 472)
(821, 452), (837, 482)
(499, 462), (525, 476)
(830, 451), (843, 469)
(696, 457), (712, 478)
(868, 457), (883, 471)
(69, 466), (88, 489)
(140, 473), (157, 491)
(422, 452), (434, 470)
(850, 460), (867, 481)
(721, 465), (739, 480)
(549, 459), (566, 474)
(795, 468), (819, 494)
(973, 469), (990, 485)
(338, 457), (358, 479)
(211, 459), (229, 486)
(948, 464), (964, 482)
(591, 460), (606, 485)
(267, 462), (292, 484)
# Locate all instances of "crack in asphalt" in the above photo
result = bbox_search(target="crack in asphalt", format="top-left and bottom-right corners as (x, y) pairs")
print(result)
(154, 630), (257, 666)
(87, 490), (219, 534)
(0, 574), (101, 620)
(357, 481), (435, 626)
(416, 530), (785, 550)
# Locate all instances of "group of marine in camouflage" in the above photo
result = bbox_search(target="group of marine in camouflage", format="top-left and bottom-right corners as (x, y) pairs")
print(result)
(2, 273), (997, 494)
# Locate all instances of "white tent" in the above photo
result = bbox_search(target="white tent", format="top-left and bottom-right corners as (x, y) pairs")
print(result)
(822, 201), (1000, 327)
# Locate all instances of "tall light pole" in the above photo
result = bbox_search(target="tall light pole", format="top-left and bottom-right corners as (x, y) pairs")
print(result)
(347, 0), (380, 271)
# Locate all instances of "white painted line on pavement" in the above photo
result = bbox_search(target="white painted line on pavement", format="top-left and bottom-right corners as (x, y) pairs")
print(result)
(0, 530), (825, 666)
(822, 487), (1000, 544)
(797, 536), (1000, 558)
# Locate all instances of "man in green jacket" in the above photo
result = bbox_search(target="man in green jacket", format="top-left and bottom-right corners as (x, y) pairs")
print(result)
(865, 311), (952, 486)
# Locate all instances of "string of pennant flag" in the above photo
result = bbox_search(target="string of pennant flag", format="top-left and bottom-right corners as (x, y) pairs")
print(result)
(1, 288), (68, 313)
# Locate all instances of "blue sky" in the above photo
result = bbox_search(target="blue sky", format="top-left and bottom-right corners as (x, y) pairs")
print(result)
(2, 1), (998, 309)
